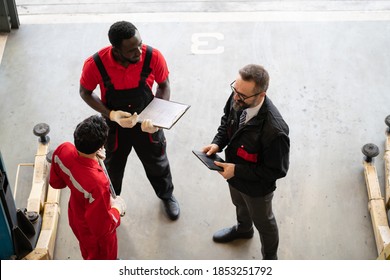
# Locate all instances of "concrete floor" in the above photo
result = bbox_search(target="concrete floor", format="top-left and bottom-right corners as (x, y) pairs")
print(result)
(1, 1), (390, 260)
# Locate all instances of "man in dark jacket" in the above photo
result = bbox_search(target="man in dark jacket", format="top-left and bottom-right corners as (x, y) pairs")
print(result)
(202, 64), (290, 260)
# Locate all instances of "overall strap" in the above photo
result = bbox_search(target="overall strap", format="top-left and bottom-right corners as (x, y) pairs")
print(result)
(139, 45), (153, 84)
(92, 52), (114, 90)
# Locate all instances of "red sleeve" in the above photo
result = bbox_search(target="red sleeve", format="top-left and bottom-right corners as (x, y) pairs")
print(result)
(49, 145), (67, 190)
(84, 181), (120, 240)
(80, 56), (101, 92)
(151, 48), (169, 84)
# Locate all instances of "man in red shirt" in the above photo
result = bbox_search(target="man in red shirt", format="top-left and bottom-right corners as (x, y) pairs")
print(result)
(79, 21), (179, 220)
(50, 115), (126, 260)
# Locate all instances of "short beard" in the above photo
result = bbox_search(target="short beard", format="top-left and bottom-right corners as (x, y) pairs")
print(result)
(233, 100), (249, 111)
(126, 55), (141, 64)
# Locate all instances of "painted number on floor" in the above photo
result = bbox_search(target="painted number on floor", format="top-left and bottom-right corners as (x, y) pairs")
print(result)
(191, 33), (224, 54)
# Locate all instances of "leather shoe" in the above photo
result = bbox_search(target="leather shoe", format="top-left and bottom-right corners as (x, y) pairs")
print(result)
(162, 195), (180, 220)
(213, 225), (254, 243)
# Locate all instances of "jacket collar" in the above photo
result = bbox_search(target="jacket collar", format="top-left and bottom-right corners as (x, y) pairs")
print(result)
(245, 96), (269, 126)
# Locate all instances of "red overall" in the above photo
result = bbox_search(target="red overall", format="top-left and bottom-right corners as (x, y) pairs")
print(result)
(49, 142), (121, 260)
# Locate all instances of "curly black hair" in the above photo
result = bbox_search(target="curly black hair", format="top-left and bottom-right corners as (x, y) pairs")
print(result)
(108, 21), (138, 48)
(74, 115), (109, 154)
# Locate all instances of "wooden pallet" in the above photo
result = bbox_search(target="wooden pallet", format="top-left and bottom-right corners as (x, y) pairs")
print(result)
(21, 124), (61, 260)
(362, 118), (390, 260)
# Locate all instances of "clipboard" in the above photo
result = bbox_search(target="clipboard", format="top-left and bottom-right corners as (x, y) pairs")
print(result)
(137, 97), (190, 129)
(192, 150), (225, 171)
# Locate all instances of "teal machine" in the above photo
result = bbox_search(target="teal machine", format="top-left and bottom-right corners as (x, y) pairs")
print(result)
(0, 151), (41, 259)
(0, 151), (13, 259)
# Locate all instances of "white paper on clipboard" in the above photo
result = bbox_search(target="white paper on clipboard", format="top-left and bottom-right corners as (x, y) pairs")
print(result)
(137, 98), (190, 129)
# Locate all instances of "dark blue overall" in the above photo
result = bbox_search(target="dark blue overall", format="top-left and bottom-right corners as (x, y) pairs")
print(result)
(93, 46), (174, 198)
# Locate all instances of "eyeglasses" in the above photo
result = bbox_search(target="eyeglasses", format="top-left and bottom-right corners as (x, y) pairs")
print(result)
(230, 81), (261, 101)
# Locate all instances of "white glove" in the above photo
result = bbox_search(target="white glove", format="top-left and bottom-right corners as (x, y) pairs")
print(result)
(110, 196), (127, 216)
(96, 147), (106, 160)
(141, 119), (159, 134)
(109, 110), (138, 128)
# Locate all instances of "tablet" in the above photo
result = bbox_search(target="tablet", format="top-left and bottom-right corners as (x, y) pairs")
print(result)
(192, 150), (225, 171)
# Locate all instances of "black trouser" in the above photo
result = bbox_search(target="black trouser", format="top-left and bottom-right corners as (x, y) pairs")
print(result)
(229, 185), (279, 259)
(105, 123), (174, 199)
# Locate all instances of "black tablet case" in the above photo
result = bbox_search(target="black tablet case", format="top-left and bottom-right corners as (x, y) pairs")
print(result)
(192, 150), (225, 171)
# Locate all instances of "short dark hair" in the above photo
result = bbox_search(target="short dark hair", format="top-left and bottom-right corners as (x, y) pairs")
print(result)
(74, 115), (108, 154)
(108, 21), (138, 48)
(239, 64), (269, 93)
